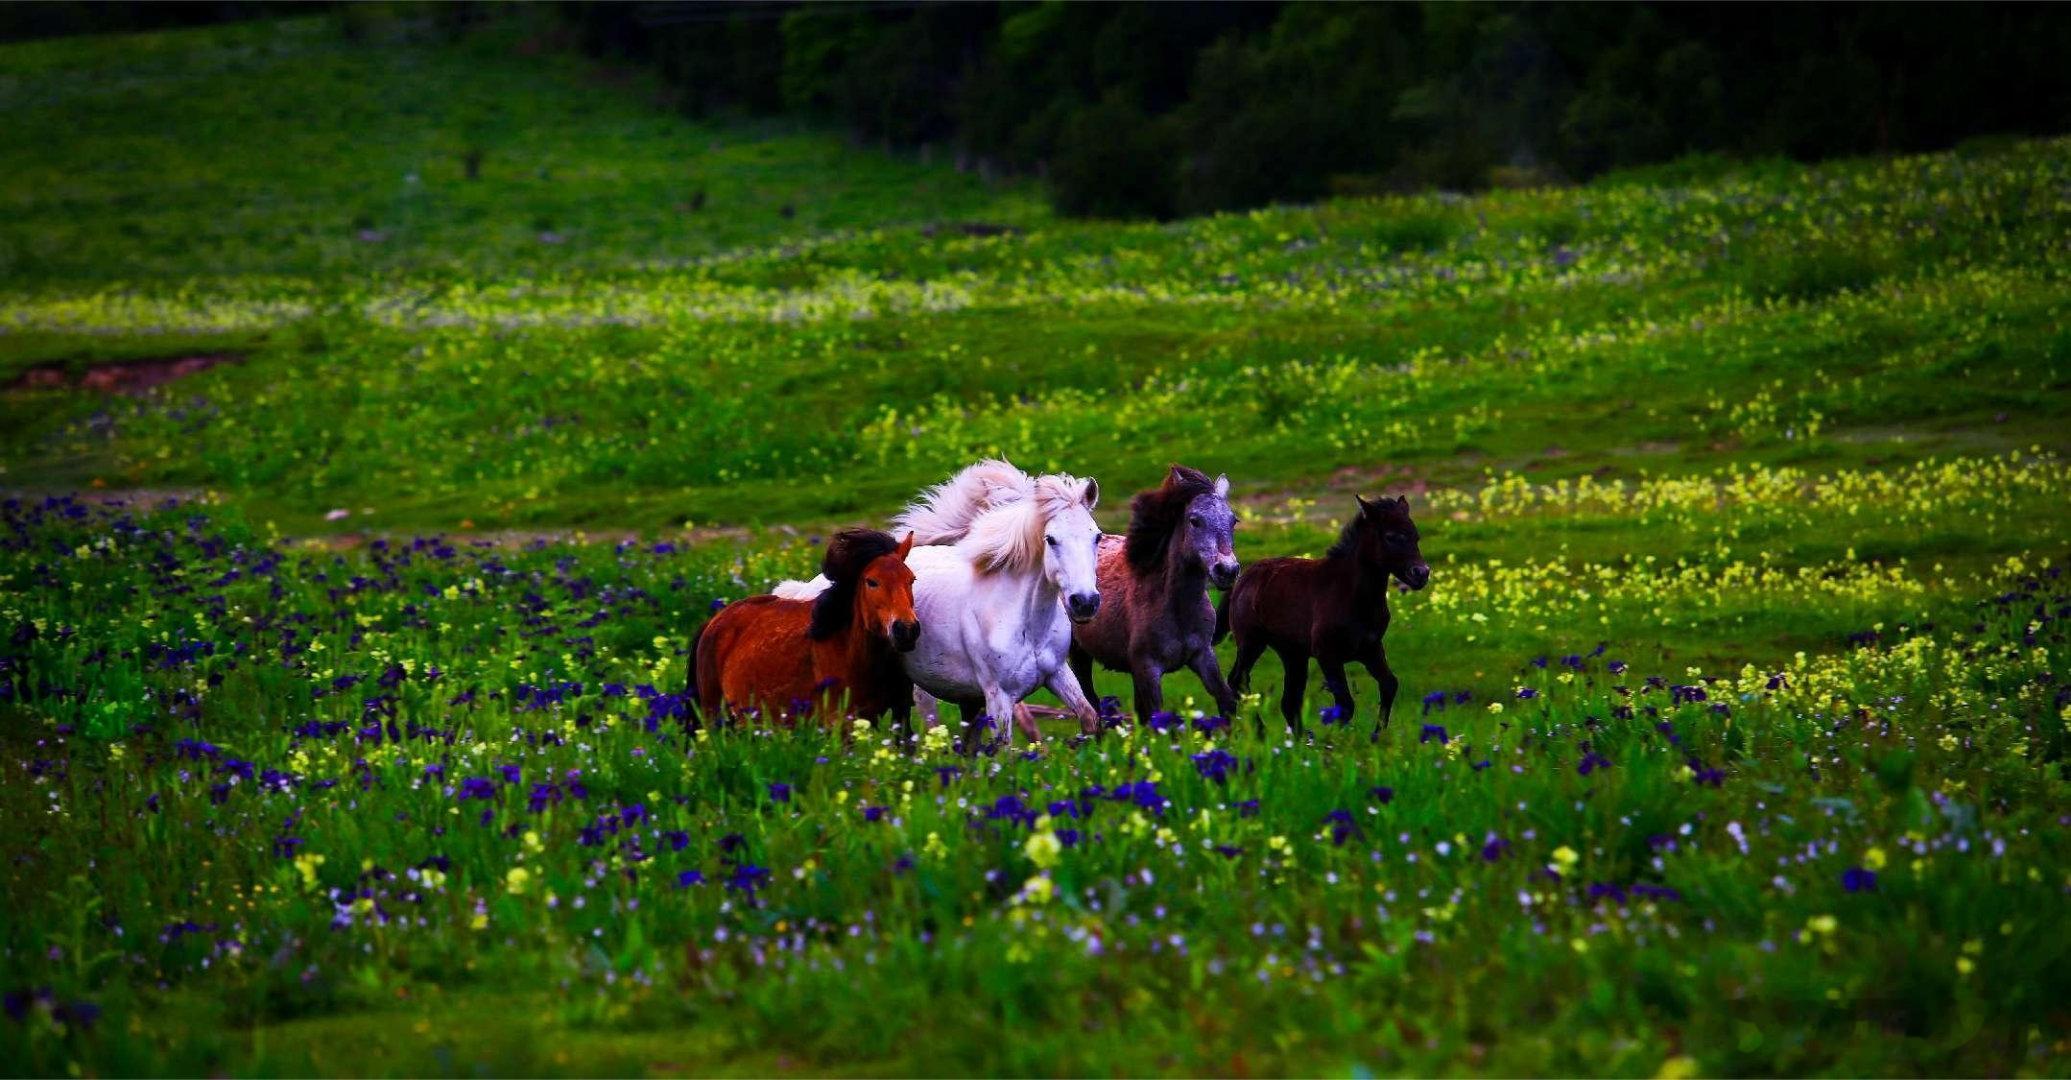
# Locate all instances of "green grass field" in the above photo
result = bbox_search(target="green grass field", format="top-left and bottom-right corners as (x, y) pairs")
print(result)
(3, 16), (2069, 1077)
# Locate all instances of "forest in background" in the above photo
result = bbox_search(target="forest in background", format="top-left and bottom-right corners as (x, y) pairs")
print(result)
(10, 1), (2068, 219)
(567, 1), (2071, 216)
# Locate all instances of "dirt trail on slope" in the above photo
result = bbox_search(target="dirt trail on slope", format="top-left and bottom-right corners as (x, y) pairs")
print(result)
(9, 355), (242, 395)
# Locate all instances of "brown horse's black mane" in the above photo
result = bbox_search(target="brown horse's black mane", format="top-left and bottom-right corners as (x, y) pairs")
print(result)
(808, 528), (901, 640)
(1124, 465), (1217, 573)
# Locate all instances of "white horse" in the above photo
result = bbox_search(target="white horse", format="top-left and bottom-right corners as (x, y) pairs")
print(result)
(776, 462), (1104, 749)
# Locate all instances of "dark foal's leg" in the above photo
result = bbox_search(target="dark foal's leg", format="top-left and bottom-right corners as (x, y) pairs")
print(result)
(1364, 647), (1399, 742)
(1229, 637), (1267, 736)
(1317, 657), (1356, 732)
(1228, 638), (1264, 693)
(1273, 646), (1309, 739)
(1130, 661), (1166, 727)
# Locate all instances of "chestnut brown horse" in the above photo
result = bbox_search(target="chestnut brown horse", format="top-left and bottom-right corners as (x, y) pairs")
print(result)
(694, 529), (920, 730)
(1219, 494), (1429, 739)
(1068, 464), (1241, 725)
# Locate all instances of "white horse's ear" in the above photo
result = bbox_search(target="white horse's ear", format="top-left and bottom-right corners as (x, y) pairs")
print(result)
(1084, 479), (1100, 509)
(1214, 474), (1229, 498)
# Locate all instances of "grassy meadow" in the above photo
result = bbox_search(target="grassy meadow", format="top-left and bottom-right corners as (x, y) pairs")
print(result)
(3, 15), (2070, 1077)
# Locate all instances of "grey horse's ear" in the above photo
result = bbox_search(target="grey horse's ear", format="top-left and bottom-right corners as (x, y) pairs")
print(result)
(1214, 474), (1229, 498)
(1084, 479), (1100, 509)
(1356, 494), (1377, 516)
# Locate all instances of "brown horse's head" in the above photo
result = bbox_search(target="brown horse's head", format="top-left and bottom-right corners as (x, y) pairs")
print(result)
(809, 530), (921, 650)
(860, 533), (920, 651)
(1341, 494), (1430, 591)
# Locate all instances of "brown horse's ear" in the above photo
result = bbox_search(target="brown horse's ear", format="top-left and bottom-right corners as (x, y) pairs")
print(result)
(1084, 479), (1100, 508)
(896, 531), (915, 560)
(1356, 494), (1378, 516)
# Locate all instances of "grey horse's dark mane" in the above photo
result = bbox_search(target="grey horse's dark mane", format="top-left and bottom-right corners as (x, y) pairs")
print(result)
(1124, 465), (1218, 573)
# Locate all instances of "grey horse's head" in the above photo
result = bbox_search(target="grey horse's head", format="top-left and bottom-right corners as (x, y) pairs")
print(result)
(1126, 464), (1239, 588)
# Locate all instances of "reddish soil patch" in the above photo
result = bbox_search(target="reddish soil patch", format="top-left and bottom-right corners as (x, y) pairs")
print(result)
(11, 354), (242, 395)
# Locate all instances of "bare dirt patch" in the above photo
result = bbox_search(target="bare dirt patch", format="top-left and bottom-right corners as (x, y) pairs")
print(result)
(2, 487), (210, 507)
(304, 522), (760, 552)
(10, 354), (242, 395)
(920, 221), (1021, 240)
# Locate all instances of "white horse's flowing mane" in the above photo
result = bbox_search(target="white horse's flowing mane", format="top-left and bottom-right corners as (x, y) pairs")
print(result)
(959, 472), (1098, 576)
(890, 459), (1033, 545)
(773, 460), (1097, 597)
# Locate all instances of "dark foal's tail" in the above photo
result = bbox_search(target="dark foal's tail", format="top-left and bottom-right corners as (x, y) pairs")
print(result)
(1214, 588), (1232, 644)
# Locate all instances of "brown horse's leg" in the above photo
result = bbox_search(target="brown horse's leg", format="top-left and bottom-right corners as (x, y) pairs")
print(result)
(1012, 704), (1044, 745)
(1273, 646), (1309, 738)
(1363, 647), (1399, 741)
(954, 698), (987, 755)
(892, 699), (915, 749)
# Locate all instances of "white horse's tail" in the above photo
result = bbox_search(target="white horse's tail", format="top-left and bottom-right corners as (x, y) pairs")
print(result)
(891, 459), (1033, 546)
(772, 575), (829, 600)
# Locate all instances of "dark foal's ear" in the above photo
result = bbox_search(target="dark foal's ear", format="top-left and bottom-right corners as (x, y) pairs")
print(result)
(1397, 495), (1410, 509)
(1356, 494), (1378, 517)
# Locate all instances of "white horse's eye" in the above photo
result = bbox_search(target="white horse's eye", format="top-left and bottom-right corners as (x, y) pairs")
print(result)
(1046, 535), (1058, 547)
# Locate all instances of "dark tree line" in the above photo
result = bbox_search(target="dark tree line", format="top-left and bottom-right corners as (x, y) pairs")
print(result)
(566, 1), (2071, 217)
(11, 1), (2065, 219)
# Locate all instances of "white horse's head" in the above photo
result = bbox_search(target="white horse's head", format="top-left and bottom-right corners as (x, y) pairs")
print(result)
(961, 472), (1103, 622)
(1036, 475), (1103, 622)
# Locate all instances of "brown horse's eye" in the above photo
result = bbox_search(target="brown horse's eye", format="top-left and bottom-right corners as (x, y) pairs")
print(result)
(866, 579), (880, 589)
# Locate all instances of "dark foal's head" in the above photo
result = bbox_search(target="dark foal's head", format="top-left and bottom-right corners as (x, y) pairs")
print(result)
(810, 529), (921, 651)
(1335, 495), (1430, 591)
(1125, 464), (1240, 587)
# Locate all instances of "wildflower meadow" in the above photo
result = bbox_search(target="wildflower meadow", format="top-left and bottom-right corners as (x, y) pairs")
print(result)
(3, 15), (2068, 1077)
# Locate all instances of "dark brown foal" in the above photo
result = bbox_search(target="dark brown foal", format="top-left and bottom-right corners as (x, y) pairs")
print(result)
(1219, 494), (1429, 739)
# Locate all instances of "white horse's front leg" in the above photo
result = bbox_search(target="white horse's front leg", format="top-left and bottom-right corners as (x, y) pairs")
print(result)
(1045, 665), (1100, 736)
(983, 684), (1023, 749)
(912, 686), (943, 729)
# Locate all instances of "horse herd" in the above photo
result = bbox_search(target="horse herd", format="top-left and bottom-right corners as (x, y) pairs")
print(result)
(692, 460), (1431, 749)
